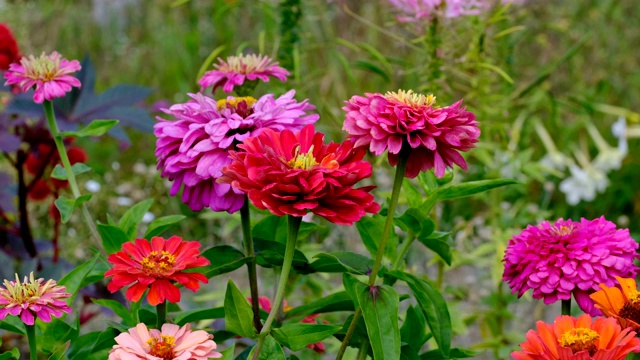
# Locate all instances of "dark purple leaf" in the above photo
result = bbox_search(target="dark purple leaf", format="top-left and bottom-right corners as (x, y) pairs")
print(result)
(0, 172), (16, 213)
(0, 132), (21, 152)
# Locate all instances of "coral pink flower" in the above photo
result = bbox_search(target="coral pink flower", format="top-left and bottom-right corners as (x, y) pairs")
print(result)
(503, 217), (639, 315)
(512, 314), (640, 360)
(0, 24), (20, 71)
(0, 272), (71, 325)
(105, 236), (210, 306)
(199, 53), (289, 93)
(4, 51), (81, 103)
(343, 90), (479, 178)
(154, 90), (318, 213)
(219, 124), (380, 225)
(109, 323), (222, 360)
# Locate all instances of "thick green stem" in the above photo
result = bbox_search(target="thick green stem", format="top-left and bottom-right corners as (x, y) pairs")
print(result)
(336, 308), (362, 360)
(252, 215), (302, 360)
(241, 199), (262, 333)
(43, 101), (102, 252)
(156, 300), (167, 328)
(562, 299), (571, 316)
(26, 324), (37, 360)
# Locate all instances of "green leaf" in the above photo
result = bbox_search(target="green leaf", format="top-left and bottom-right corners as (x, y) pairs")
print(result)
(395, 208), (433, 235)
(40, 318), (77, 354)
(50, 163), (92, 180)
(272, 323), (341, 351)
(353, 60), (390, 82)
(342, 273), (362, 307)
(58, 254), (99, 306)
(285, 291), (354, 319)
(218, 343), (235, 360)
(173, 307), (224, 326)
(357, 283), (401, 360)
(0, 347), (19, 360)
(356, 215), (397, 260)
(97, 224), (129, 255)
(54, 194), (92, 223)
(0, 316), (25, 335)
(387, 271), (451, 357)
(421, 179), (519, 212)
(196, 45), (226, 80)
(91, 299), (134, 325)
(119, 199), (154, 240)
(61, 120), (119, 138)
(201, 245), (248, 278)
(254, 238), (309, 269)
(402, 179), (424, 208)
(417, 231), (452, 265)
(253, 215), (323, 243)
(90, 328), (118, 353)
(401, 305), (430, 353)
(224, 279), (256, 338)
(144, 215), (186, 238)
(419, 348), (482, 359)
(48, 341), (70, 360)
(310, 252), (374, 275)
(248, 335), (285, 360)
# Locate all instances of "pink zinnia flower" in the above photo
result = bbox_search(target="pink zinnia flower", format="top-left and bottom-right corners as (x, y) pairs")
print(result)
(154, 90), (318, 212)
(105, 236), (210, 306)
(503, 217), (640, 315)
(198, 53), (289, 93)
(219, 124), (380, 225)
(0, 272), (71, 325)
(3, 51), (81, 103)
(109, 323), (222, 360)
(343, 90), (480, 178)
(389, 0), (487, 22)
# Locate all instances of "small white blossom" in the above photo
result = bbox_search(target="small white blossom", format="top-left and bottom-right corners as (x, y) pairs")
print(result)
(84, 180), (101, 193)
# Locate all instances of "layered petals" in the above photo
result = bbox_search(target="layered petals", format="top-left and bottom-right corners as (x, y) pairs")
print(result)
(590, 277), (640, 331)
(199, 53), (289, 93)
(0, 272), (71, 325)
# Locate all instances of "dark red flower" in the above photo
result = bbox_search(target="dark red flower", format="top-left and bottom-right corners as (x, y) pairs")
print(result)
(28, 179), (51, 201)
(0, 24), (20, 71)
(219, 124), (379, 225)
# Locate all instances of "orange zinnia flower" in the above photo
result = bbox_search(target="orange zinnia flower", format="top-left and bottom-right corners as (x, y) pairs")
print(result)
(590, 276), (640, 331)
(512, 314), (640, 360)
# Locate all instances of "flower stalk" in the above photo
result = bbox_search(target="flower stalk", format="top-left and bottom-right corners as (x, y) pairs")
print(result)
(26, 324), (37, 360)
(562, 299), (571, 316)
(241, 198), (263, 332)
(156, 300), (167, 328)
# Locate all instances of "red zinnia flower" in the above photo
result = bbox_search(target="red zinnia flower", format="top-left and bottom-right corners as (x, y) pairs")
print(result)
(219, 124), (380, 225)
(105, 236), (210, 306)
(0, 24), (20, 71)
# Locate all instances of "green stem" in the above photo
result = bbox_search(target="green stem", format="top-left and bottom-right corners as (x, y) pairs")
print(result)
(357, 338), (369, 360)
(391, 230), (416, 271)
(562, 299), (571, 316)
(26, 324), (37, 360)
(241, 198), (262, 333)
(336, 308), (362, 360)
(156, 300), (167, 328)
(43, 101), (102, 253)
(251, 215), (302, 360)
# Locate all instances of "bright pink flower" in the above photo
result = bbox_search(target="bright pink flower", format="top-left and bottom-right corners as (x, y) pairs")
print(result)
(105, 236), (210, 306)
(503, 217), (640, 315)
(0, 272), (71, 325)
(199, 54), (289, 93)
(154, 91), (318, 213)
(3, 51), (81, 103)
(343, 90), (479, 178)
(219, 124), (380, 225)
(109, 323), (222, 360)
(0, 23), (20, 71)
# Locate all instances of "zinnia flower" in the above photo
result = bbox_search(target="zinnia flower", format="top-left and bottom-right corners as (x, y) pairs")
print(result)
(0, 272), (71, 325)
(4, 51), (81, 103)
(590, 277), (640, 331)
(512, 314), (640, 360)
(0, 23), (20, 71)
(105, 236), (210, 306)
(109, 323), (222, 360)
(198, 53), (289, 94)
(154, 90), (318, 213)
(502, 217), (639, 315)
(219, 124), (380, 225)
(343, 90), (479, 178)
(389, 0), (488, 23)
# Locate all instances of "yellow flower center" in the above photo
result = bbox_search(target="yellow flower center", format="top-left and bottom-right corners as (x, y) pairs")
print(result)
(22, 53), (61, 82)
(147, 335), (176, 359)
(551, 224), (576, 236)
(385, 89), (436, 107)
(559, 328), (599, 356)
(619, 291), (640, 325)
(287, 145), (319, 170)
(218, 54), (269, 74)
(0, 273), (50, 306)
(216, 96), (257, 110)
(141, 251), (176, 276)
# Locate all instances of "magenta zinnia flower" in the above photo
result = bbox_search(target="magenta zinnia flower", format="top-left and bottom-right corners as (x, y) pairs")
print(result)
(0, 272), (71, 325)
(502, 217), (640, 315)
(343, 90), (480, 178)
(198, 53), (289, 93)
(3, 51), (81, 103)
(155, 90), (318, 212)
(109, 323), (222, 360)
(219, 124), (380, 225)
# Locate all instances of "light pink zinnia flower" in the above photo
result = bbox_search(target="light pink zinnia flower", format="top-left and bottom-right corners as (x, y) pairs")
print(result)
(502, 217), (640, 315)
(155, 90), (318, 212)
(343, 90), (479, 178)
(389, 0), (487, 22)
(198, 53), (289, 94)
(0, 272), (71, 325)
(109, 323), (222, 360)
(3, 51), (81, 103)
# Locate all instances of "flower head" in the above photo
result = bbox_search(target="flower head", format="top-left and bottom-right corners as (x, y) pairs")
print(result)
(343, 90), (479, 178)
(105, 236), (210, 306)
(199, 53), (289, 94)
(590, 277), (640, 331)
(154, 90), (318, 213)
(219, 124), (380, 225)
(109, 323), (222, 360)
(0, 272), (71, 325)
(502, 217), (639, 315)
(4, 51), (81, 103)
(0, 24), (20, 71)
(512, 314), (640, 360)
(389, 0), (488, 23)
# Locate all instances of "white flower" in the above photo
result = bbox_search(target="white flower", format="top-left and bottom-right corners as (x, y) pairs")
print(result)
(559, 165), (609, 205)
(141, 212), (155, 223)
(84, 180), (101, 193)
(116, 196), (133, 206)
(611, 116), (628, 156)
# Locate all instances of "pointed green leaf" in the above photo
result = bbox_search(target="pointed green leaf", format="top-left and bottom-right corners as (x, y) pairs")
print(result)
(118, 199), (154, 240)
(401, 305), (430, 353)
(224, 279), (256, 338)
(357, 283), (401, 360)
(174, 307), (224, 326)
(342, 274), (362, 307)
(97, 223), (129, 255)
(0, 316), (25, 335)
(271, 323), (341, 351)
(310, 252), (374, 275)
(421, 179), (519, 212)
(285, 291), (354, 319)
(0, 347), (19, 360)
(50, 163), (92, 180)
(41, 318), (77, 354)
(218, 343), (235, 360)
(92, 299), (134, 325)
(356, 215), (397, 260)
(248, 335), (285, 360)
(61, 120), (119, 138)
(419, 347), (482, 359)
(48, 341), (70, 360)
(417, 231), (452, 265)
(58, 254), (99, 306)
(201, 245), (248, 278)
(143, 215), (186, 238)
(54, 194), (92, 223)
